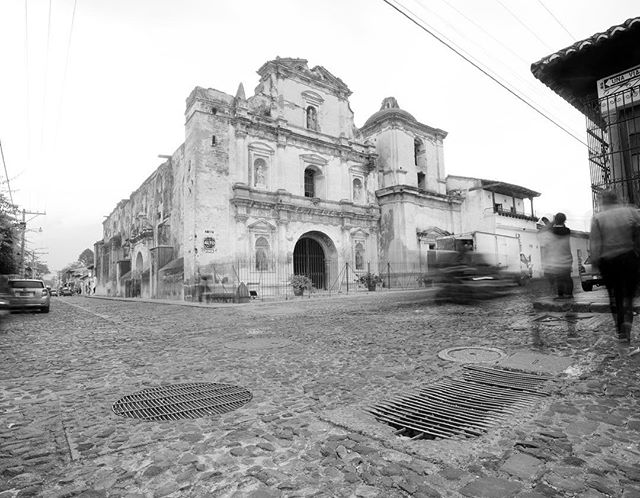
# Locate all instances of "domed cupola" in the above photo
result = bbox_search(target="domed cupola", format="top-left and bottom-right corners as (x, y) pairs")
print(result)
(363, 97), (417, 128)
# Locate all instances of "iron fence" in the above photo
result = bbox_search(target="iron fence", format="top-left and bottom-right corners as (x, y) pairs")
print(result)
(205, 256), (438, 301)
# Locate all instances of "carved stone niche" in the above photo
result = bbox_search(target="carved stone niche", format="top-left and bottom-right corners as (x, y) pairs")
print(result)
(248, 142), (274, 189)
(157, 223), (171, 246)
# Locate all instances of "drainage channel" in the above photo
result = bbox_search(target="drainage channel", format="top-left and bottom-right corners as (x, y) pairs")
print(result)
(368, 365), (550, 440)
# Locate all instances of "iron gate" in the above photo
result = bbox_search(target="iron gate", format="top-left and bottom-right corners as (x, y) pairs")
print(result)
(293, 238), (326, 290)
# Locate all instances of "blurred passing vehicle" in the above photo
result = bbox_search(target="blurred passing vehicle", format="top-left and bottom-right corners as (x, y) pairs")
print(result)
(0, 295), (8, 332)
(578, 255), (604, 292)
(7, 279), (50, 313)
(432, 250), (519, 304)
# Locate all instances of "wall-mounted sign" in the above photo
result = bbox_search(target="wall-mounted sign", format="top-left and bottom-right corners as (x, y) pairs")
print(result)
(597, 64), (640, 114)
(203, 236), (216, 252)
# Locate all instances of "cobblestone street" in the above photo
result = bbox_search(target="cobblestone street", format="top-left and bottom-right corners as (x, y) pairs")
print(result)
(1, 286), (640, 497)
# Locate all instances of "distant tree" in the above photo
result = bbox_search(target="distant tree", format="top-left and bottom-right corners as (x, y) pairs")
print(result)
(0, 193), (19, 275)
(34, 261), (50, 276)
(78, 248), (94, 267)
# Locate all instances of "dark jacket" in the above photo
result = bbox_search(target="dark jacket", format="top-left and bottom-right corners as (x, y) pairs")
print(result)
(541, 225), (573, 274)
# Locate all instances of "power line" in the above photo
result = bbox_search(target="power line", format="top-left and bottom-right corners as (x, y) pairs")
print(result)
(54, 0), (78, 150)
(414, 0), (577, 134)
(41, 0), (53, 150)
(494, 0), (555, 52)
(0, 140), (16, 208)
(536, 0), (576, 42)
(381, 0), (588, 148)
(24, 0), (31, 163)
(436, 0), (531, 67)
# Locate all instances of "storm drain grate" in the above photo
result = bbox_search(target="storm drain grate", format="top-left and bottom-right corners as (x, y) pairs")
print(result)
(368, 365), (550, 440)
(112, 383), (252, 421)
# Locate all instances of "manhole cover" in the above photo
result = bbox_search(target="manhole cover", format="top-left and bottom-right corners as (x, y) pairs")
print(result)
(368, 365), (550, 440)
(225, 337), (292, 350)
(112, 383), (252, 421)
(438, 346), (505, 363)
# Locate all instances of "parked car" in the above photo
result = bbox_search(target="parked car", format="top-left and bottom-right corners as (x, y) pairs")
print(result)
(579, 256), (605, 292)
(7, 278), (50, 313)
(60, 287), (73, 296)
(49, 288), (58, 296)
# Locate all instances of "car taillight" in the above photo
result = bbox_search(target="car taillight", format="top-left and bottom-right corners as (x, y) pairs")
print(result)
(41, 289), (48, 296)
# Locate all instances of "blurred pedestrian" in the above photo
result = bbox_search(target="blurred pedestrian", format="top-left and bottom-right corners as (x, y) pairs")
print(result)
(542, 212), (574, 299)
(590, 190), (640, 346)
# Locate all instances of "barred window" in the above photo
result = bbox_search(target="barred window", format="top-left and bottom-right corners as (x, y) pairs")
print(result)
(304, 168), (315, 197)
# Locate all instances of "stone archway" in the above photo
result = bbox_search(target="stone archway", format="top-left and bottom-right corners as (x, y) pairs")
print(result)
(293, 231), (338, 290)
(134, 252), (144, 298)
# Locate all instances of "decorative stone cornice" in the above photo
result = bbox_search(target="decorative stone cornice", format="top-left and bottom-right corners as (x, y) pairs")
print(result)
(376, 185), (463, 205)
(231, 185), (380, 228)
(257, 58), (352, 99)
(231, 113), (374, 163)
(360, 116), (447, 141)
(129, 227), (154, 245)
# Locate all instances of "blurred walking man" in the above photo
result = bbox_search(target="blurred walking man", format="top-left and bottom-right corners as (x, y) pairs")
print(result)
(590, 190), (640, 348)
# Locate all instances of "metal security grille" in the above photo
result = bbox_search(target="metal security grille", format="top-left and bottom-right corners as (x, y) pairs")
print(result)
(368, 366), (550, 440)
(585, 83), (640, 208)
(112, 383), (252, 421)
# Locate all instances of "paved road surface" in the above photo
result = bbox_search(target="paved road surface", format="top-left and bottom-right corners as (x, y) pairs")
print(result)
(1, 287), (639, 497)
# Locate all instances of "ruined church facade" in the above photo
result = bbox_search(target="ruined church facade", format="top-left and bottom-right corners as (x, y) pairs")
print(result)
(95, 57), (535, 299)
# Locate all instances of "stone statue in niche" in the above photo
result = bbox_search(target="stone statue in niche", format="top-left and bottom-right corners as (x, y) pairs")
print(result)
(353, 180), (362, 202)
(355, 249), (364, 270)
(254, 160), (266, 186)
(306, 106), (318, 131)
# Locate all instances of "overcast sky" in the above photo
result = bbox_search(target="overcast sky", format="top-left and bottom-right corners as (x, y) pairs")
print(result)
(1, 0), (638, 272)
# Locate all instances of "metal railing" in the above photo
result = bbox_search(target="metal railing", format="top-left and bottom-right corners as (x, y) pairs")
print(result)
(585, 83), (640, 209)
(178, 257), (435, 301)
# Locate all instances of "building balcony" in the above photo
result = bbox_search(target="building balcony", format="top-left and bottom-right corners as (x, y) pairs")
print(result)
(494, 207), (538, 222)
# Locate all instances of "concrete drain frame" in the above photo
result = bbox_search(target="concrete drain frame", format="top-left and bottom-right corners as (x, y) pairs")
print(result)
(112, 382), (252, 421)
(438, 346), (506, 363)
(368, 365), (550, 441)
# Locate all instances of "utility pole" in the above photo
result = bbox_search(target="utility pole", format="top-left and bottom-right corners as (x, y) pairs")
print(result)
(19, 208), (46, 277)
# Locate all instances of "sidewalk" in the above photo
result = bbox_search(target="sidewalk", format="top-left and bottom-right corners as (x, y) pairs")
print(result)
(533, 287), (640, 313)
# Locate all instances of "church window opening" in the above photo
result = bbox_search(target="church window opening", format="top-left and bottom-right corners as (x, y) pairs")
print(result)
(211, 135), (216, 146)
(352, 178), (363, 202)
(306, 106), (318, 131)
(354, 242), (364, 270)
(304, 168), (316, 197)
(255, 236), (270, 271)
(417, 172), (426, 190)
(414, 138), (423, 166)
(254, 158), (267, 187)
